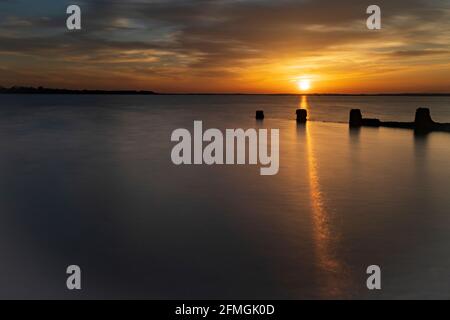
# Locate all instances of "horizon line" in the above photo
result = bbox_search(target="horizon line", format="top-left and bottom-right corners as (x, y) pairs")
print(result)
(1, 86), (449, 96)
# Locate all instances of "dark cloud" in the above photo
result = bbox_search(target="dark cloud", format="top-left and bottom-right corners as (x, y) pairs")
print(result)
(0, 0), (449, 91)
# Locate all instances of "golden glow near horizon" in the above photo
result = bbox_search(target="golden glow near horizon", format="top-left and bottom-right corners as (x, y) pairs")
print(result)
(298, 79), (312, 92)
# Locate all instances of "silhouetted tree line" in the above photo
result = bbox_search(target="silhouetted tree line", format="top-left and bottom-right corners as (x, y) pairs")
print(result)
(0, 86), (157, 95)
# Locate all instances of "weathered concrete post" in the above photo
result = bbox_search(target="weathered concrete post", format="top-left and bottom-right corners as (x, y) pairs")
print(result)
(296, 109), (307, 123)
(256, 110), (265, 120)
(349, 109), (363, 127)
(415, 108), (435, 132)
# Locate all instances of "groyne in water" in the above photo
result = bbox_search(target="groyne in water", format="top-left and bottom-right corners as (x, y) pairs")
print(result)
(256, 108), (450, 133)
(349, 108), (450, 133)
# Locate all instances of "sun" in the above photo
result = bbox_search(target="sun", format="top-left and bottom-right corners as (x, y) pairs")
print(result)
(298, 79), (311, 91)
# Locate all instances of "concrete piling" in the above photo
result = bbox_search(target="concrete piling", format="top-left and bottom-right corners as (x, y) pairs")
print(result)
(415, 108), (435, 132)
(349, 109), (363, 127)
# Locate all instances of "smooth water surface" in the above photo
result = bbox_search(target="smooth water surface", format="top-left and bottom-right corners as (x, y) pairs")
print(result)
(1, 94), (450, 299)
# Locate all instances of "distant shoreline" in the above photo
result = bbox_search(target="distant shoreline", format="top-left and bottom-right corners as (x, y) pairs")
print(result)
(1, 87), (449, 96)
(0, 87), (156, 95)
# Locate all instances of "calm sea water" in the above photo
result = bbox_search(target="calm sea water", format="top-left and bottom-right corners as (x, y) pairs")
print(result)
(1, 94), (450, 299)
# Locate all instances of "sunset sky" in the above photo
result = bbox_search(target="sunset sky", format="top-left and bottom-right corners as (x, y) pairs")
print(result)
(0, 0), (449, 93)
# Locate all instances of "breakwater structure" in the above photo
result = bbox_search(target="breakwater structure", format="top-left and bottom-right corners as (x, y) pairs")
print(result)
(350, 108), (450, 133)
(255, 107), (450, 133)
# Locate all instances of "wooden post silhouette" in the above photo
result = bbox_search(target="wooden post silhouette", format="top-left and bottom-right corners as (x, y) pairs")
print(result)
(296, 109), (307, 123)
(256, 110), (265, 120)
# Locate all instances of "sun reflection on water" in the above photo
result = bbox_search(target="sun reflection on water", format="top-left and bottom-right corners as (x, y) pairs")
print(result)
(302, 96), (349, 298)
